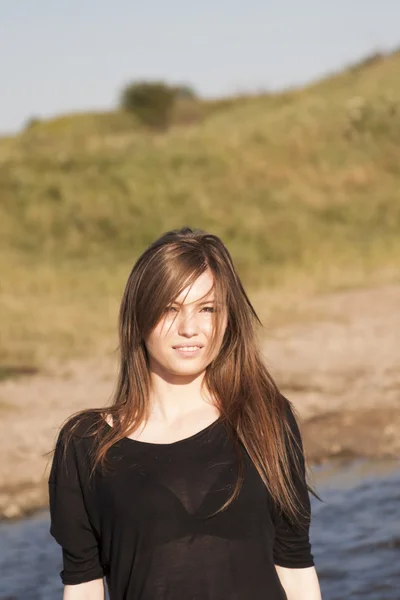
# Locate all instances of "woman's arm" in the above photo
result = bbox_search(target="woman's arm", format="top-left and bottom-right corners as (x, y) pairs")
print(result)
(63, 578), (105, 600)
(49, 419), (106, 589)
(275, 565), (322, 600)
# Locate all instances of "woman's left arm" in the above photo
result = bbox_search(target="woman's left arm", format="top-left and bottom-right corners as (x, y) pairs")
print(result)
(272, 398), (322, 599)
(275, 565), (322, 600)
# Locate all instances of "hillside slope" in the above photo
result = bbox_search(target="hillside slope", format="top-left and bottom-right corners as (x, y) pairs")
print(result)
(0, 50), (399, 367)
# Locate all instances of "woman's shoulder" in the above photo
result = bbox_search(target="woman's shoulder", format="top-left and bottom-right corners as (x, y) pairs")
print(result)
(58, 408), (104, 440)
(53, 409), (106, 461)
(274, 391), (306, 462)
(49, 409), (104, 487)
(277, 391), (301, 430)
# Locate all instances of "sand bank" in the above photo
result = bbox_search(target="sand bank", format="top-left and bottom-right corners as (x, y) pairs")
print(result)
(1, 283), (399, 520)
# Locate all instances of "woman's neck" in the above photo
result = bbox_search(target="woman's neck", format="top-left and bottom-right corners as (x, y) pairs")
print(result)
(148, 371), (217, 424)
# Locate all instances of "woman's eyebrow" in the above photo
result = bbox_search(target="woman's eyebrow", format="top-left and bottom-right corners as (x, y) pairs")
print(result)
(172, 299), (218, 306)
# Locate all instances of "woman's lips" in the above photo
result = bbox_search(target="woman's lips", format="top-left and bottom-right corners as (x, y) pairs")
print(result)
(173, 345), (203, 357)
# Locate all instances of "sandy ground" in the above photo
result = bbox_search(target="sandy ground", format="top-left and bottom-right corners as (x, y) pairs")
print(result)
(0, 282), (399, 521)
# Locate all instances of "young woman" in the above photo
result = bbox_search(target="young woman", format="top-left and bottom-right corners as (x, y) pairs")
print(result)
(48, 226), (322, 600)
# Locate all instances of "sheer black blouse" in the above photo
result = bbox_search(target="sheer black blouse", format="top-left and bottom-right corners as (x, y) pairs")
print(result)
(48, 403), (315, 600)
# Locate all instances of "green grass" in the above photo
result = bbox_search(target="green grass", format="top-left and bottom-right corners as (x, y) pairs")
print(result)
(1, 50), (400, 369)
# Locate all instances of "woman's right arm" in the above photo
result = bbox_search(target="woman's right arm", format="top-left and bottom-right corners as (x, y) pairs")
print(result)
(63, 579), (105, 600)
(48, 422), (106, 593)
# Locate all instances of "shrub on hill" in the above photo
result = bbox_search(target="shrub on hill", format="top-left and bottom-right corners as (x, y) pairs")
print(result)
(120, 81), (181, 130)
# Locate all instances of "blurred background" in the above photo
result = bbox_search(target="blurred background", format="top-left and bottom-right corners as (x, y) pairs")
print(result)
(0, 1), (399, 598)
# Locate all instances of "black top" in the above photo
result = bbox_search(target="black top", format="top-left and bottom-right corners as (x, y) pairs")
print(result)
(48, 405), (315, 600)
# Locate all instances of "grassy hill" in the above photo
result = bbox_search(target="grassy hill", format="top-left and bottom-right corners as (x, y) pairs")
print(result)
(1, 50), (399, 370)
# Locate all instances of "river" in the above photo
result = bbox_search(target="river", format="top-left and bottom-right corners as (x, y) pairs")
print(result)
(0, 457), (399, 599)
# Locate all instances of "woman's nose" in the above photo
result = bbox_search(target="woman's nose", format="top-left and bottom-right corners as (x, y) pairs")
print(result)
(177, 310), (199, 335)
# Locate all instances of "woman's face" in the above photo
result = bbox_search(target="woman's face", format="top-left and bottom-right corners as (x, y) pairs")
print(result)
(144, 270), (228, 380)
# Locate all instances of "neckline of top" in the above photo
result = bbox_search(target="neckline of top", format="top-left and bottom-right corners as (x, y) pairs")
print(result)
(102, 415), (223, 448)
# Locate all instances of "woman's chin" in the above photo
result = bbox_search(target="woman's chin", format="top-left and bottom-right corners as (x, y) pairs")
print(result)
(167, 362), (205, 378)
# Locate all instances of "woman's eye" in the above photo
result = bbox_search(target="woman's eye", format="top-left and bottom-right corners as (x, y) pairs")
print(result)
(166, 306), (215, 313)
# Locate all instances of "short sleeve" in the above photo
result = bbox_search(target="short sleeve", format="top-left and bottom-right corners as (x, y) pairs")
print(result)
(48, 422), (105, 585)
(272, 402), (315, 569)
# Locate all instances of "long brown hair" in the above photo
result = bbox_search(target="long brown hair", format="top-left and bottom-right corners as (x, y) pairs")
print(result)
(57, 226), (320, 524)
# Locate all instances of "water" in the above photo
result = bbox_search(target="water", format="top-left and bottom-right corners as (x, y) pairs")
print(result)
(309, 458), (400, 599)
(0, 458), (399, 599)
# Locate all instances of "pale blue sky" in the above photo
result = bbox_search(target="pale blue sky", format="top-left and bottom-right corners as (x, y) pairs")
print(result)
(1, 0), (399, 134)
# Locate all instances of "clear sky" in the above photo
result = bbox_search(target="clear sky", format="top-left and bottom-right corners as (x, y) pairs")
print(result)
(1, 0), (399, 134)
